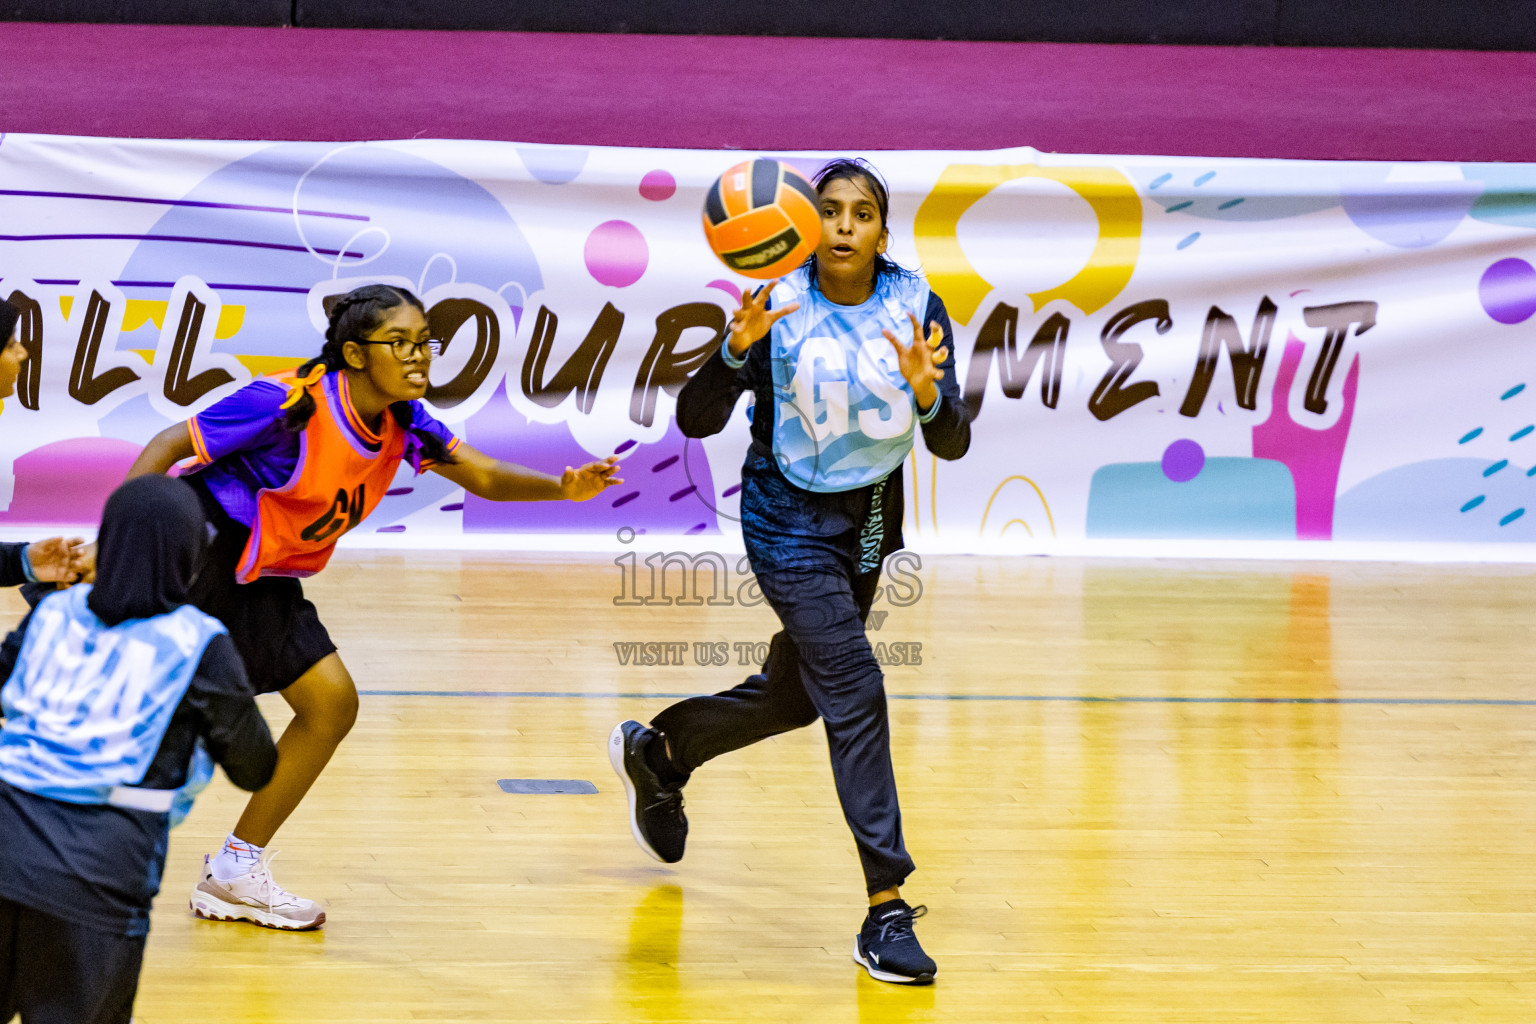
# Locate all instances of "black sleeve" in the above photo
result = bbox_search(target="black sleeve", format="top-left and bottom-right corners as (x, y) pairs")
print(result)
(0, 607), (37, 704)
(675, 337), (755, 439)
(19, 581), (61, 609)
(918, 292), (972, 461)
(183, 634), (277, 793)
(0, 542), (29, 588)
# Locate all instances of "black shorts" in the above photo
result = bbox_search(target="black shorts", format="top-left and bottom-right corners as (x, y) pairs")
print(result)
(187, 475), (338, 695)
(0, 897), (143, 1024)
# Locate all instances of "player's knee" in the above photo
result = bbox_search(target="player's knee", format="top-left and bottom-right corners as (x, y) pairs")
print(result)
(758, 697), (819, 733)
(820, 641), (882, 690)
(782, 701), (821, 731)
(322, 687), (360, 741)
(817, 664), (890, 732)
(292, 679), (359, 743)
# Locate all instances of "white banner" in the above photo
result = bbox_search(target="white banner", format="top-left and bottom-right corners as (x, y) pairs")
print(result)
(2, 133), (1535, 558)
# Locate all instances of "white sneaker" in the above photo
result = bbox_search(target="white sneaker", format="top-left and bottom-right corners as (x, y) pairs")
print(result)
(190, 851), (326, 930)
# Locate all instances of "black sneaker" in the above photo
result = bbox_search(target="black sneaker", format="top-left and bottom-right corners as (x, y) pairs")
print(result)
(854, 900), (936, 984)
(608, 720), (688, 863)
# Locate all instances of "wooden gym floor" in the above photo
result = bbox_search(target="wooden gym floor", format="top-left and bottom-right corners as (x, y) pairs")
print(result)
(8, 552), (1532, 1023)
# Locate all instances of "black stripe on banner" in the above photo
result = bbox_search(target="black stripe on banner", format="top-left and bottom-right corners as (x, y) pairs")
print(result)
(704, 179), (728, 226)
(750, 159), (779, 209)
(784, 171), (817, 206)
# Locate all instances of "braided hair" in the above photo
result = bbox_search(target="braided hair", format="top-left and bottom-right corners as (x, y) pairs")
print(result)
(801, 157), (916, 289)
(281, 284), (456, 465)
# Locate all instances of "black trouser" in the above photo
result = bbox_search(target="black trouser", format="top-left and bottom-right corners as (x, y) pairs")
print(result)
(652, 451), (914, 896)
(0, 899), (143, 1024)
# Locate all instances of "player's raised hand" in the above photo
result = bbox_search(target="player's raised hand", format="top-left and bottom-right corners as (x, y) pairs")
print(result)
(26, 536), (87, 584)
(882, 313), (948, 410)
(727, 280), (800, 358)
(561, 455), (624, 501)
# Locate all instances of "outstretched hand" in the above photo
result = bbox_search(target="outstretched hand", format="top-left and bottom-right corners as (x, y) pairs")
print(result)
(26, 536), (88, 584)
(882, 313), (948, 412)
(561, 455), (624, 502)
(727, 280), (800, 359)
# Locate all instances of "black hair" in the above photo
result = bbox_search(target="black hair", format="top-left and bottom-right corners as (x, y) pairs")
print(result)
(282, 283), (455, 465)
(0, 298), (20, 345)
(88, 475), (207, 626)
(801, 157), (915, 288)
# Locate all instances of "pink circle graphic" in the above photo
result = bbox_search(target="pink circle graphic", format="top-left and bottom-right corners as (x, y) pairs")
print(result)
(584, 220), (648, 288)
(640, 170), (677, 202)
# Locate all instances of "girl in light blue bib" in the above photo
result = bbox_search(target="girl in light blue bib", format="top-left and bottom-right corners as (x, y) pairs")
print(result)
(612, 159), (972, 986)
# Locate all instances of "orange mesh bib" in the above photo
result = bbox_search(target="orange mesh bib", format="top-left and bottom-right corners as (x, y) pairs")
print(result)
(236, 374), (404, 583)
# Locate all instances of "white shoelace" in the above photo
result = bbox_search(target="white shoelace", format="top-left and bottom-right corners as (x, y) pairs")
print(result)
(243, 850), (300, 910)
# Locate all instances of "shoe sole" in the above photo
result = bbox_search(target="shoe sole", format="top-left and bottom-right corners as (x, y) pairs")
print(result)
(852, 938), (935, 985)
(608, 722), (665, 863)
(190, 887), (326, 931)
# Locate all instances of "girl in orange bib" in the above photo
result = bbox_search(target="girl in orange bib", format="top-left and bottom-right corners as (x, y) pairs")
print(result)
(124, 284), (621, 929)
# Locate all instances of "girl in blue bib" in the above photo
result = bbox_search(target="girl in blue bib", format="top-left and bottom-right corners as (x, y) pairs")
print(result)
(0, 475), (278, 1023)
(611, 159), (971, 985)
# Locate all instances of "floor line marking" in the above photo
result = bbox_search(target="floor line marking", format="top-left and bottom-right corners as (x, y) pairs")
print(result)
(354, 690), (1536, 707)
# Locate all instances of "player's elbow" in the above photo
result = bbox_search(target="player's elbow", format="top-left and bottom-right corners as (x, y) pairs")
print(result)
(128, 422), (194, 479)
(928, 425), (972, 462)
(676, 402), (725, 440)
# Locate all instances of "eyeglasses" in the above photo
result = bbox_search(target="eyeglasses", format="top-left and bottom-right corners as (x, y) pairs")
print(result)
(355, 339), (442, 361)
